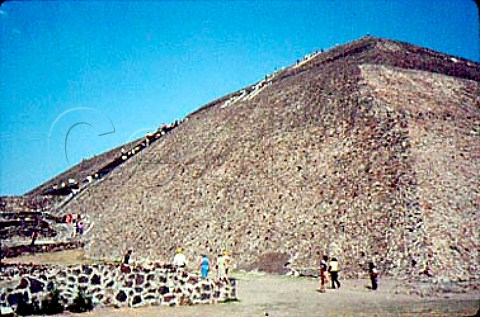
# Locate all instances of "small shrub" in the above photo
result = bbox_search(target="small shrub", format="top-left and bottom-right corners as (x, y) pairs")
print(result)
(68, 288), (94, 313)
(15, 295), (40, 316)
(221, 297), (240, 303)
(40, 286), (64, 315)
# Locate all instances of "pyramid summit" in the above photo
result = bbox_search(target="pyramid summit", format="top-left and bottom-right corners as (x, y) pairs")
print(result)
(3, 37), (480, 282)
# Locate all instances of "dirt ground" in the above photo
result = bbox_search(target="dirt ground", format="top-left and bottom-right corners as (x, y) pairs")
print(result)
(3, 249), (90, 266)
(4, 250), (480, 317)
(72, 274), (479, 317)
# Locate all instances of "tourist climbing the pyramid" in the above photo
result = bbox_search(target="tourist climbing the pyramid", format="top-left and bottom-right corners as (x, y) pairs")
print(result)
(76, 220), (84, 235)
(30, 228), (38, 248)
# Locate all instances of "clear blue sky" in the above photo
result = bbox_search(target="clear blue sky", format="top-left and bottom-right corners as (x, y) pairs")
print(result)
(0, 1), (478, 195)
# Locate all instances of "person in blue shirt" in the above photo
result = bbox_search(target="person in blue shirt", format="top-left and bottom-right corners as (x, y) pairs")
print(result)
(198, 254), (210, 279)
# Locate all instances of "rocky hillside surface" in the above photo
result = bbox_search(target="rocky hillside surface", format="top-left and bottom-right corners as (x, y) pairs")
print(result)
(53, 37), (479, 281)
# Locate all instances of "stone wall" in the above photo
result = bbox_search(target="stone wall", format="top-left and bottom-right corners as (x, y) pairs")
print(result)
(2, 241), (84, 258)
(0, 263), (236, 310)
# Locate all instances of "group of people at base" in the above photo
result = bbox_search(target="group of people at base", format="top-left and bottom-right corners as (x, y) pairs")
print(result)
(317, 255), (378, 293)
(123, 248), (231, 279)
(175, 248), (231, 280)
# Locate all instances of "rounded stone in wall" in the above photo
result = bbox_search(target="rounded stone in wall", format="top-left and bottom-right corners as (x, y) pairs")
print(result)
(179, 295), (193, 305)
(90, 287), (102, 295)
(143, 294), (158, 304)
(66, 281), (77, 290)
(132, 295), (142, 306)
(135, 274), (144, 285)
(158, 286), (169, 295)
(173, 287), (182, 294)
(46, 281), (55, 291)
(23, 291), (31, 303)
(146, 287), (156, 294)
(116, 290), (127, 302)
(163, 294), (176, 303)
(78, 275), (89, 284)
(147, 274), (155, 281)
(91, 274), (101, 285)
(28, 278), (45, 294)
(7, 292), (24, 306)
(17, 278), (29, 289)
(82, 265), (93, 275)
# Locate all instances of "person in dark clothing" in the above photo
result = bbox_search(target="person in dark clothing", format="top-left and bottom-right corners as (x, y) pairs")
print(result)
(123, 249), (133, 265)
(30, 229), (38, 247)
(0, 239), (3, 270)
(328, 257), (341, 289)
(369, 261), (378, 290)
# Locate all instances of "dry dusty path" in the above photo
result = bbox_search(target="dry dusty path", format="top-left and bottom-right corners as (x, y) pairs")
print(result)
(72, 273), (479, 317)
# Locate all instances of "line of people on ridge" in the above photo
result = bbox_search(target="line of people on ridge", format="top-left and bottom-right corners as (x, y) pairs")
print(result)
(317, 255), (378, 293)
(123, 248), (231, 280)
(43, 118), (185, 197)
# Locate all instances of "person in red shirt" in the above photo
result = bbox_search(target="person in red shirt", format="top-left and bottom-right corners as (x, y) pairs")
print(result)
(317, 255), (329, 293)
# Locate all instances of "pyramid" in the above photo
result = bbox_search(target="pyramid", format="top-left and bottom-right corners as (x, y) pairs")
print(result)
(30, 36), (480, 280)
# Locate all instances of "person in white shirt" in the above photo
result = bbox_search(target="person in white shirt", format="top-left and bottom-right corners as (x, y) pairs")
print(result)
(216, 254), (227, 279)
(223, 250), (231, 275)
(172, 248), (187, 268)
(328, 257), (341, 289)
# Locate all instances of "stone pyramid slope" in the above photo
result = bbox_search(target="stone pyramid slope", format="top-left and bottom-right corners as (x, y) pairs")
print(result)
(64, 37), (479, 281)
